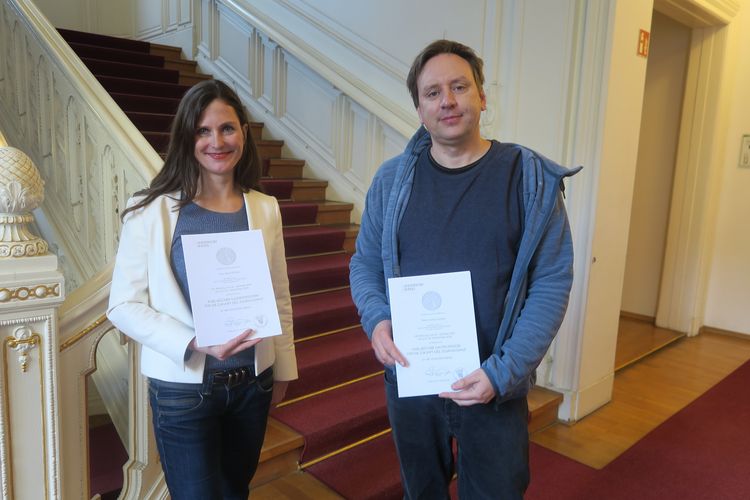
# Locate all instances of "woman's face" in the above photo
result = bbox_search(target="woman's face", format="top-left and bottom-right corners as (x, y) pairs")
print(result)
(193, 98), (247, 180)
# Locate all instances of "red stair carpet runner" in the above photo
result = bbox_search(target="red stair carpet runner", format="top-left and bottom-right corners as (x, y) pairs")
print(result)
(58, 28), (399, 498)
(89, 422), (128, 499)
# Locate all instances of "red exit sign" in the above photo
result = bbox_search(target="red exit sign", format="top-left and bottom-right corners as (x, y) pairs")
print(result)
(638, 29), (650, 57)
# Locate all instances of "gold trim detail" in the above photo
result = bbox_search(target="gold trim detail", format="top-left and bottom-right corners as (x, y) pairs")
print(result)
(300, 429), (392, 469)
(59, 314), (109, 352)
(276, 371), (383, 408)
(0, 283), (60, 303)
(293, 324), (361, 344)
(4, 326), (40, 372)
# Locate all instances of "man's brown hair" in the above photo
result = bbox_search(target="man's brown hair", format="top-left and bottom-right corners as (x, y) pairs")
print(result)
(406, 39), (485, 108)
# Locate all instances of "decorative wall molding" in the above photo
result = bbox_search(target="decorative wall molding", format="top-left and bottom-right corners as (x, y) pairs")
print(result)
(5, 325), (40, 372)
(0, 283), (60, 303)
(653, 0), (739, 27)
(0, 312), (61, 498)
(197, 0), (411, 218)
(210, 0), (419, 139)
(58, 313), (106, 352)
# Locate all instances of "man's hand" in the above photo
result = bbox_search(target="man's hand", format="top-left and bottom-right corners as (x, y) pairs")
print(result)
(271, 380), (289, 406)
(439, 368), (496, 406)
(189, 329), (261, 361)
(371, 320), (408, 367)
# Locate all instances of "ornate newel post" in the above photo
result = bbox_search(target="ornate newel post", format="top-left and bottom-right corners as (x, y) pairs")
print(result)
(0, 147), (64, 499)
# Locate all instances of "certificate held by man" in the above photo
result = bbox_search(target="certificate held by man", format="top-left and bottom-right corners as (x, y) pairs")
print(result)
(387, 271), (481, 397)
(182, 230), (282, 347)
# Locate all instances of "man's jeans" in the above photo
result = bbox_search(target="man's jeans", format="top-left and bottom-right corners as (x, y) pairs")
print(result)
(385, 369), (529, 499)
(148, 368), (273, 500)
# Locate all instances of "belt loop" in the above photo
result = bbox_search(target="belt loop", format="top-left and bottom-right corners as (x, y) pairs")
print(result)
(201, 371), (215, 395)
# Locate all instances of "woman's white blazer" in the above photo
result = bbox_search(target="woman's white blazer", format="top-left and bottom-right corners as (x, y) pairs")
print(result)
(107, 190), (298, 383)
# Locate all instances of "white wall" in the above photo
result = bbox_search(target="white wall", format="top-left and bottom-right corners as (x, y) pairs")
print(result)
(704, 2), (750, 336)
(32, 0), (195, 58)
(621, 11), (690, 318)
(32, 0), (133, 37)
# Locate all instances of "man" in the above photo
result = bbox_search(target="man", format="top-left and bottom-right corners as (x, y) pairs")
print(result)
(350, 39), (579, 499)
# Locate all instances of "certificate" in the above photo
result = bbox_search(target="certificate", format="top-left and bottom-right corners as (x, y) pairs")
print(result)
(387, 271), (480, 397)
(182, 230), (281, 347)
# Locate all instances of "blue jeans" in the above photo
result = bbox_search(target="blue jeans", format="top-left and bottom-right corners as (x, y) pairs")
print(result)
(148, 367), (273, 500)
(384, 369), (529, 499)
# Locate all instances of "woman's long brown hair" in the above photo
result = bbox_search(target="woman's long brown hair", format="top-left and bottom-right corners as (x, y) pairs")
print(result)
(121, 79), (262, 219)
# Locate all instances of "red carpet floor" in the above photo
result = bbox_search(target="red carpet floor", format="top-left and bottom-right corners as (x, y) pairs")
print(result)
(526, 358), (750, 500)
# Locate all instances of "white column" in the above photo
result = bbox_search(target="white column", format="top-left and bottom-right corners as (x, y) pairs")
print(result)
(0, 146), (65, 499)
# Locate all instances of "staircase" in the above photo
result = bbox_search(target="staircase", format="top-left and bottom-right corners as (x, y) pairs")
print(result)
(57, 29), (563, 499)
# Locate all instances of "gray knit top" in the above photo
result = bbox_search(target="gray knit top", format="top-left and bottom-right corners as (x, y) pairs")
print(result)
(170, 200), (255, 372)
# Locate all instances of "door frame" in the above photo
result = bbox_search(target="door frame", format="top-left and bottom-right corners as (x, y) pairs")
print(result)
(653, 0), (739, 335)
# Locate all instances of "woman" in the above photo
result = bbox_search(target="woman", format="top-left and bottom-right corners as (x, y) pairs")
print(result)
(107, 79), (297, 499)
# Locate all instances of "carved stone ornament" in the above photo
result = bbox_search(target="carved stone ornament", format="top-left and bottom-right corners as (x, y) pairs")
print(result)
(0, 147), (49, 257)
(5, 325), (40, 373)
(0, 283), (60, 303)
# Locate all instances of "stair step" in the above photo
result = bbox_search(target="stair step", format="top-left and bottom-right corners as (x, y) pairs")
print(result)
(250, 122), (264, 142)
(257, 139), (284, 160)
(81, 57), (180, 84)
(149, 42), (183, 59)
(111, 92), (181, 114)
(305, 432), (402, 500)
(261, 179), (294, 199)
(291, 288), (359, 339)
(283, 226), (346, 257)
(97, 75), (191, 99)
(125, 111), (174, 133)
(527, 385), (563, 434)
(279, 201), (319, 226)
(250, 470), (343, 499)
(316, 201), (354, 225)
(58, 27), (149, 53)
(334, 223), (360, 254)
(265, 158), (305, 178)
(291, 179), (329, 202)
(162, 57), (199, 74)
(285, 326), (380, 401)
(286, 253), (351, 295)
(279, 201), (353, 227)
(272, 376), (389, 463)
(142, 131), (170, 153)
(179, 73), (212, 86)
(69, 42), (164, 67)
(251, 418), (304, 488)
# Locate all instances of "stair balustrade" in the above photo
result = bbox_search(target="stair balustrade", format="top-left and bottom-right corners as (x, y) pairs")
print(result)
(0, 1), (169, 498)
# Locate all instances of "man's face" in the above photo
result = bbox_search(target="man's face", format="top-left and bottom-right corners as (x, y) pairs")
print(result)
(416, 53), (486, 148)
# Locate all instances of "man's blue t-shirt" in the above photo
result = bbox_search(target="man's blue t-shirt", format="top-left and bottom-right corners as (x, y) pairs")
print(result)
(397, 141), (524, 361)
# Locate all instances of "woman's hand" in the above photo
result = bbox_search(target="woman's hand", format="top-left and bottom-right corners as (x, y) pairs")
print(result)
(189, 329), (261, 361)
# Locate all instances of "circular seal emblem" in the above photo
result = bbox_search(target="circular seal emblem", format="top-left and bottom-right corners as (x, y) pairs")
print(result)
(216, 247), (237, 265)
(421, 291), (442, 311)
